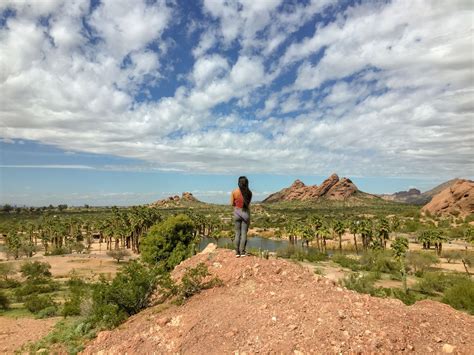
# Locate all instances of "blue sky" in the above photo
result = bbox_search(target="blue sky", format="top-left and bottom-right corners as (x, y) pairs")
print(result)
(0, 0), (472, 206)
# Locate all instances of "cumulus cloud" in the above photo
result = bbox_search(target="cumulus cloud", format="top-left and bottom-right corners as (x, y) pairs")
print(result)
(0, 0), (472, 178)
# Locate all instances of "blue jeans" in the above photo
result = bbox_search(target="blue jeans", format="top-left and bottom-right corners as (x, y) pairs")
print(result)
(234, 209), (250, 255)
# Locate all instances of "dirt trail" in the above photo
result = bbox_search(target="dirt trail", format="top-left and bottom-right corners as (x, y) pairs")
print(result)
(84, 247), (474, 354)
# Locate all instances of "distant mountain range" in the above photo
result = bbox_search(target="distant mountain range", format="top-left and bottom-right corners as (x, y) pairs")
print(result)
(150, 192), (203, 208)
(378, 178), (462, 205)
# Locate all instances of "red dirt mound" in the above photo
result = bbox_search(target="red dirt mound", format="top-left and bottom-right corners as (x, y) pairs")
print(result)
(84, 248), (474, 354)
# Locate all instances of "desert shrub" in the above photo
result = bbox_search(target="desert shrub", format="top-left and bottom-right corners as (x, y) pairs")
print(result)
(24, 294), (57, 314)
(36, 305), (58, 319)
(14, 280), (60, 301)
(46, 246), (71, 256)
(305, 249), (328, 262)
(174, 263), (223, 305)
(406, 251), (439, 275)
(442, 279), (474, 314)
(0, 262), (16, 282)
(63, 275), (89, 317)
(106, 249), (131, 263)
(389, 288), (421, 305)
(276, 245), (297, 259)
(416, 272), (468, 295)
(20, 261), (52, 281)
(0, 278), (20, 289)
(359, 250), (398, 274)
(141, 214), (196, 269)
(0, 290), (10, 310)
(332, 254), (360, 271)
(89, 261), (159, 329)
(341, 272), (380, 295)
(442, 250), (463, 263)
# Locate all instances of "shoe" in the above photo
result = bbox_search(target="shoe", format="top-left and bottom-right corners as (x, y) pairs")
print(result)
(235, 254), (241, 258)
(240, 253), (247, 257)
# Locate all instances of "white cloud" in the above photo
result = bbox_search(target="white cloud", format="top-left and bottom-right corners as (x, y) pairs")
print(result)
(0, 0), (472, 179)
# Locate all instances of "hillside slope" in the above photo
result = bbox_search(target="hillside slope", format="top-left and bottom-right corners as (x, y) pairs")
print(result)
(84, 248), (474, 354)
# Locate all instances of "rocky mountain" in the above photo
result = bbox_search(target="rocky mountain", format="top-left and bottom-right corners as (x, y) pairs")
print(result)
(422, 179), (474, 217)
(150, 192), (202, 207)
(263, 173), (372, 203)
(84, 247), (474, 354)
(380, 178), (462, 205)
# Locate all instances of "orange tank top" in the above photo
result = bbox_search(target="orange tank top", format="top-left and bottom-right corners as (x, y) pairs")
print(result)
(232, 188), (244, 209)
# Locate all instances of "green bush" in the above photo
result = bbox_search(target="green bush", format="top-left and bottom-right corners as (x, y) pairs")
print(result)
(416, 272), (469, 295)
(0, 278), (20, 289)
(359, 250), (398, 274)
(46, 246), (71, 256)
(442, 279), (474, 314)
(0, 290), (10, 310)
(20, 261), (52, 281)
(89, 261), (159, 329)
(332, 254), (360, 271)
(341, 272), (379, 295)
(14, 280), (60, 301)
(36, 305), (58, 319)
(389, 288), (421, 305)
(406, 251), (439, 275)
(174, 263), (223, 305)
(442, 250), (463, 263)
(63, 295), (82, 317)
(107, 249), (131, 263)
(141, 214), (196, 269)
(24, 294), (57, 314)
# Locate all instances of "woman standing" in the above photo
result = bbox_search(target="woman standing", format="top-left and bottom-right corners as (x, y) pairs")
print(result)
(230, 176), (252, 257)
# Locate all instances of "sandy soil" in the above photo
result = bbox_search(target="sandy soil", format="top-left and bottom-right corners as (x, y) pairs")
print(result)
(0, 316), (60, 353)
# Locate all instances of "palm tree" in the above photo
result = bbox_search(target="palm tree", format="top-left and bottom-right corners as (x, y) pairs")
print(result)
(391, 236), (409, 293)
(359, 219), (373, 251)
(333, 220), (345, 252)
(349, 220), (359, 254)
(377, 218), (390, 249)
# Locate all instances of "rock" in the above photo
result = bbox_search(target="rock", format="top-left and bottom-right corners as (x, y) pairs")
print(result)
(262, 173), (364, 203)
(157, 317), (171, 326)
(201, 243), (217, 254)
(422, 179), (474, 217)
(442, 344), (455, 353)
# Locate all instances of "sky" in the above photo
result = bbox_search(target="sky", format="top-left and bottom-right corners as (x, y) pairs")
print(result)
(0, 0), (473, 206)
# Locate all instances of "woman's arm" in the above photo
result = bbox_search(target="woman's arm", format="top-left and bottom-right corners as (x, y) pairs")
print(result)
(230, 190), (234, 206)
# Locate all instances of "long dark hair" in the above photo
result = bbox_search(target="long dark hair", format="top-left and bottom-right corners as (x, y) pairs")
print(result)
(238, 176), (252, 210)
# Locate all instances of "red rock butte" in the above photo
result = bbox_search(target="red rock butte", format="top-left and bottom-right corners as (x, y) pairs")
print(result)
(263, 173), (367, 203)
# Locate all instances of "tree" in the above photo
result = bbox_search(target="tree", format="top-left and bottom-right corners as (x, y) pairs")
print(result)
(377, 218), (391, 249)
(349, 220), (360, 254)
(20, 261), (52, 281)
(391, 236), (409, 293)
(141, 214), (196, 269)
(0, 263), (16, 281)
(107, 249), (131, 263)
(333, 220), (345, 252)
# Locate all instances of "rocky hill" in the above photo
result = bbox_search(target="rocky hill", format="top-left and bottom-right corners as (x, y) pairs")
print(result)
(422, 179), (474, 217)
(263, 173), (374, 203)
(150, 192), (203, 208)
(380, 178), (462, 205)
(84, 247), (474, 354)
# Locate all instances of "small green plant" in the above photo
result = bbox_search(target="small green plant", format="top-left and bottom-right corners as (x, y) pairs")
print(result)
(106, 248), (131, 263)
(332, 254), (360, 271)
(174, 263), (223, 305)
(0, 290), (10, 310)
(442, 278), (474, 314)
(24, 294), (57, 314)
(406, 251), (439, 275)
(89, 260), (160, 329)
(20, 261), (52, 281)
(442, 250), (462, 263)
